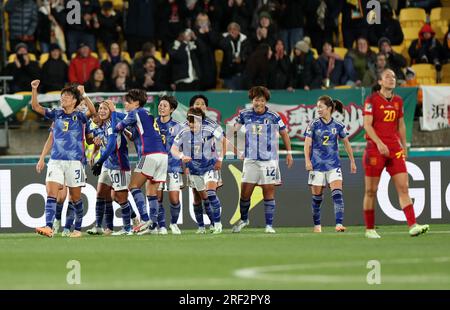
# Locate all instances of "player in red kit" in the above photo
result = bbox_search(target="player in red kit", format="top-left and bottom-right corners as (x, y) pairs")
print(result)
(362, 69), (429, 238)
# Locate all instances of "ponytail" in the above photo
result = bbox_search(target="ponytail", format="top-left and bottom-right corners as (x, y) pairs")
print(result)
(332, 99), (344, 114)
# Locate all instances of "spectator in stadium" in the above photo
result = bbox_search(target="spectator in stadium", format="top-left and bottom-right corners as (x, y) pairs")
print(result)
(305, 0), (342, 51)
(135, 56), (170, 91)
(41, 44), (68, 93)
(277, 0), (306, 54)
(368, 2), (404, 47)
(110, 62), (133, 92)
(96, 1), (123, 51)
(132, 42), (164, 77)
(362, 53), (389, 87)
(193, 12), (220, 90)
(101, 43), (130, 85)
(68, 43), (100, 84)
(317, 42), (348, 88)
(124, 0), (157, 57)
(341, 0), (369, 49)
(250, 0), (278, 30)
(158, 0), (188, 57)
(268, 39), (293, 91)
(194, 0), (223, 32)
(378, 37), (407, 82)
(345, 37), (377, 86)
(219, 22), (251, 90)
(169, 29), (202, 91)
(64, 0), (100, 57)
(242, 43), (272, 89)
(36, 0), (60, 53)
(408, 23), (444, 71)
(223, 0), (253, 36)
(5, 0), (38, 52)
(291, 39), (322, 90)
(84, 68), (109, 92)
(4, 43), (40, 93)
(250, 11), (278, 50)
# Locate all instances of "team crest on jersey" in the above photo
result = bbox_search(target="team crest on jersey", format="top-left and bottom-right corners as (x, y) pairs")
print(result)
(380, 105), (385, 109)
(169, 127), (174, 135)
(264, 118), (270, 124)
(365, 103), (372, 112)
(72, 115), (77, 121)
(332, 128), (337, 134)
(394, 102), (399, 110)
(369, 157), (377, 166)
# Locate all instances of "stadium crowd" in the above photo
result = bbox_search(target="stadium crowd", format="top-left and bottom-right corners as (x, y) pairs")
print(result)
(2, 0), (450, 93)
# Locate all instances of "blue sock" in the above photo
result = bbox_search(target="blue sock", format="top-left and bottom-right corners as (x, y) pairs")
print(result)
(104, 201), (114, 230)
(332, 189), (344, 225)
(64, 202), (75, 230)
(147, 196), (159, 227)
(170, 202), (181, 224)
(157, 201), (166, 228)
(55, 202), (63, 221)
(95, 198), (106, 228)
(240, 199), (250, 221)
(120, 201), (132, 231)
(203, 199), (214, 226)
(45, 196), (57, 228)
(207, 190), (221, 223)
(193, 203), (204, 227)
(130, 208), (137, 219)
(73, 200), (84, 231)
(130, 188), (149, 222)
(264, 199), (275, 226)
(312, 194), (323, 226)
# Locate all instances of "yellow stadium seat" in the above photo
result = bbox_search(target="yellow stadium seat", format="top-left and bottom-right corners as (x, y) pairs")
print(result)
(46, 91), (62, 94)
(402, 27), (422, 59)
(430, 7), (450, 22)
(154, 51), (169, 63)
(430, 7), (450, 42)
(370, 46), (379, 54)
(334, 85), (352, 89)
(399, 8), (426, 28)
(392, 45), (404, 54)
(39, 53), (69, 66)
(8, 53), (37, 63)
(99, 0), (124, 11)
(443, 0), (450, 7)
(334, 47), (347, 59)
(214, 49), (224, 89)
(411, 64), (437, 85)
(100, 51), (132, 64)
(71, 52), (99, 59)
(440, 63), (450, 83)
(311, 48), (319, 59)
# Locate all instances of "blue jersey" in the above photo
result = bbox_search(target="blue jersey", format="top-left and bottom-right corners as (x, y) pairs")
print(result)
(45, 108), (88, 161)
(304, 117), (348, 172)
(100, 113), (130, 171)
(157, 117), (184, 173)
(236, 107), (286, 161)
(173, 124), (222, 175)
(115, 108), (166, 157)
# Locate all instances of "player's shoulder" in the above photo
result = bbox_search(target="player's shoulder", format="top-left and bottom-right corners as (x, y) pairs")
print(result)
(239, 108), (253, 116)
(266, 109), (280, 118)
(392, 94), (404, 103)
(309, 118), (321, 128)
(333, 118), (346, 128)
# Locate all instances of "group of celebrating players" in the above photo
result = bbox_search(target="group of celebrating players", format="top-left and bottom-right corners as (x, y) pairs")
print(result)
(29, 67), (429, 239)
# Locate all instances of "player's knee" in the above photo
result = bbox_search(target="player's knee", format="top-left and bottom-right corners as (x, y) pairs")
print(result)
(365, 187), (378, 198)
(397, 184), (409, 196)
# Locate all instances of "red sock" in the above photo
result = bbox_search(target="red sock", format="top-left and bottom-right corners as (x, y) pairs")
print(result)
(402, 204), (417, 227)
(364, 209), (375, 229)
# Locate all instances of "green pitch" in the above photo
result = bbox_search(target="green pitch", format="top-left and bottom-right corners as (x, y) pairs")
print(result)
(1, 224), (449, 290)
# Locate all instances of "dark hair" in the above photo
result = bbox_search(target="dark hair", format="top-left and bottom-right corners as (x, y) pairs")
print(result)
(372, 68), (395, 93)
(61, 85), (82, 107)
(125, 89), (147, 107)
(159, 95), (178, 111)
(248, 86), (271, 101)
(187, 107), (205, 122)
(318, 95), (344, 114)
(189, 94), (209, 107)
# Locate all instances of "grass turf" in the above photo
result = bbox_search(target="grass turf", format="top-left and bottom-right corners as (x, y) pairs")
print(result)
(0, 224), (449, 290)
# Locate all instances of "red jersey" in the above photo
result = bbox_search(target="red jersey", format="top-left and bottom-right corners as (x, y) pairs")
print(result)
(363, 92), (404, 145)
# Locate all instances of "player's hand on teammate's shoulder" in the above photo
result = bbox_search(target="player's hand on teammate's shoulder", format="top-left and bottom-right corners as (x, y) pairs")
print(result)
(31, 80), (40, 89)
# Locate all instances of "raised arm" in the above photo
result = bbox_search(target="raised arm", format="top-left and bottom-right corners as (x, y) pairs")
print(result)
(30, 80), (46, 116)
(77, 85), (96, 118)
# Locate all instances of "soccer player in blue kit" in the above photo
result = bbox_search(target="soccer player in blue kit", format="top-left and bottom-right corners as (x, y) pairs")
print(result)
(232, 86), (294, 234)
(114, 89), (168, 235)
(31, 80), (96, 238)
(171, 107), (224, 234)
(151, 95), (184, 235)
(304, 96), (357, 233)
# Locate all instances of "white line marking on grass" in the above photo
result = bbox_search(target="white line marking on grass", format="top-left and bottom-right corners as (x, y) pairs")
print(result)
(234, 257), (450, 284)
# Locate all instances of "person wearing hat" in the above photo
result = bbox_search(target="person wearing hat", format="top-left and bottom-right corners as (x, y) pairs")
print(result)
(68, 43), (100, 84)
(291, 39), (322, 90)
(41, 44), (68, 92)
(408, 23), (444, 72)
(378, 37), (406, 83)
(4, 43), (40, 93)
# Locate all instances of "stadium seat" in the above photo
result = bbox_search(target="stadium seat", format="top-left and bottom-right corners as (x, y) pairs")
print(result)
(311, 48), (319, 59)
(100, 51), (132, 64)
(440, 63), (450, 83)
(370, 46), (379, 54)
(392, 45), (404, 54)
(399, 8), (426, 28)
(402, 26), (422, 59)
(99, 0), (124, 11)
(215, 49), (224, 89)
(71, 52), (99, 59)
(39, 53), (69, 66)
(430, 7), (450, 42)
(334, 47), (347, 59)
(411, 64), (437, 85)
(8, 53), (37, 63)
(443, 0), (450, 7)
(334, 85), (352, 89)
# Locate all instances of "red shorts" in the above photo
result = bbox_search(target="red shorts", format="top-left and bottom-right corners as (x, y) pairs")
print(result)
(363, 142), (407, 177)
